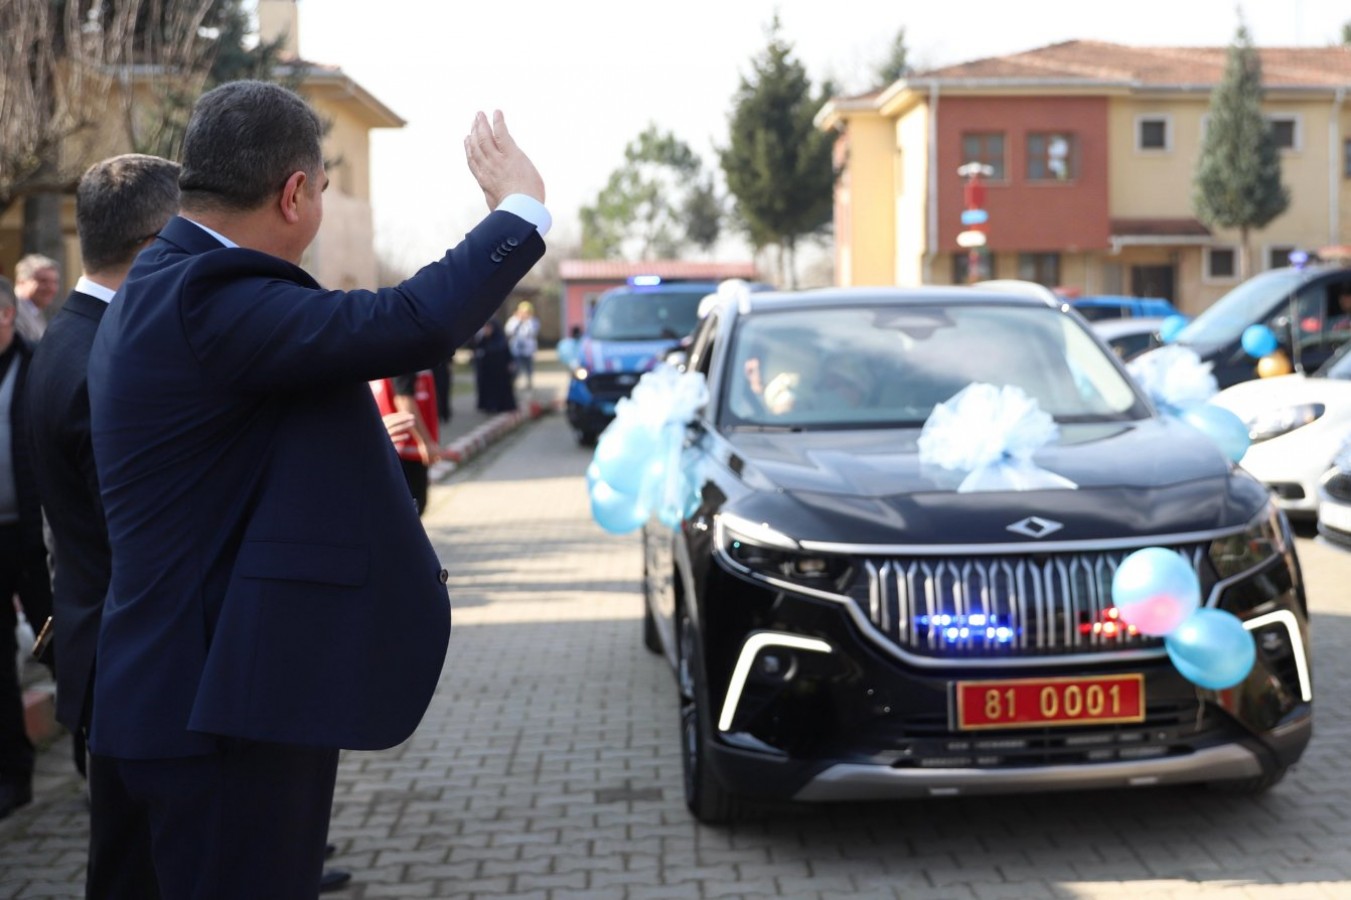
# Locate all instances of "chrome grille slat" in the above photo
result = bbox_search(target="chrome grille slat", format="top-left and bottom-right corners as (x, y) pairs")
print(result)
(856, 544), (1208, 658)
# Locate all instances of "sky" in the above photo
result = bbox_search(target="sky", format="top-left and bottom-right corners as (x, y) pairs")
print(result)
(296, 0), (1351, 271)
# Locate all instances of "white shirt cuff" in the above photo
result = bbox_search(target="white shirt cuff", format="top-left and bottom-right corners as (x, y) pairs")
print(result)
(496, 194), (551, 238)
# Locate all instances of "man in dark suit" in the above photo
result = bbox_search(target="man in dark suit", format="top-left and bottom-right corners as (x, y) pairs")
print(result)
(0, 277), (52, 821)
(86, 80), (546, 898)
(25, 153), (181, 894)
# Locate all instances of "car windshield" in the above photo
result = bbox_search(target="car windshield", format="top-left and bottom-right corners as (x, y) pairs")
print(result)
(1173, 268), (1309, 349)
(588, 287), (709, 341)
(722, 303), (1148, 429)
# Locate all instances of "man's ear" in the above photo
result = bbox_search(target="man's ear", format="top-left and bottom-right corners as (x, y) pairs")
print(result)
(279, 171), (307, 224)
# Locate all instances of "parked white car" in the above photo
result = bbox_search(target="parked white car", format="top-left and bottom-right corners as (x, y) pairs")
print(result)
(1318, 444), (1351, 548)
(1210, 342), (1351, 517)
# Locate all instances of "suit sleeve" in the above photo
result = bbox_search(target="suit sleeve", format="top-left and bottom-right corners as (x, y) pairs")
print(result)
(181, 210), (544, 392)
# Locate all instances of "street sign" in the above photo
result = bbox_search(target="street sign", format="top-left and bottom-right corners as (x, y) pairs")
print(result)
(956, 230), (987, 248)
(960, 209), (989, 226)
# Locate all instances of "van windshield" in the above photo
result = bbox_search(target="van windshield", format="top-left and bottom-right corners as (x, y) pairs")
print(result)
(1173, 268), (1308, 349)
(589, 287), (710, 341)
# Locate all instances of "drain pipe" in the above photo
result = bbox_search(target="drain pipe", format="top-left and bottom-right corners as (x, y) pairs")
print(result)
(1331, 87), (1346, 250)
(924, 80), (939, 285)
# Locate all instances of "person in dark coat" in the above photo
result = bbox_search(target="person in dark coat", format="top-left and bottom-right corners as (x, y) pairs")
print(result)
(0, 277), (53, 822)
(472, 317), (517, 413)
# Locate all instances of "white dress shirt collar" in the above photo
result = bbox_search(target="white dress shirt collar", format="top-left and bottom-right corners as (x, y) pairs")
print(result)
(74, 276), (117, 305)
(184, 217), (239, 248)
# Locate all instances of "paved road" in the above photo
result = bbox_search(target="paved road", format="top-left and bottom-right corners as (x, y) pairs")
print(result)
(3, 403), (1351, 898)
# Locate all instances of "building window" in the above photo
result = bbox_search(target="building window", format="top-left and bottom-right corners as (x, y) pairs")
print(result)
(1017, 252), (1060, 286)
(1267, 115), (1299, 151)
(961, 133), (1005, 181)
(1268, 246), (1297, 270)
(1137, 116), (1170, 151)
(1206, 247), (1238, 281)
(1344, 138), (1350, 178)
(1027, 133), (1077, 181)
(953, 251), (995, 284)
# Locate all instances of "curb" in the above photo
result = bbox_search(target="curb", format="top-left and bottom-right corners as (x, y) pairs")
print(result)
(435, 397), (562, 479)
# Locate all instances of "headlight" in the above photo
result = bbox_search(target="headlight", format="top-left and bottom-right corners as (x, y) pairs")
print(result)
(715, 512), (853, 594)
(1209, 502), (1287, 581)
(1246, 403), (1324, 442)
(573, 367), (589, 381)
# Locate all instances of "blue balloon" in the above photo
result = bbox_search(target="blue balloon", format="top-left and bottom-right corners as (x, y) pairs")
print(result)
(589, 478), (649, 534)
(1241, 324), (1278, 359)
(1159, 314), (1190, 344)
(593, 422), (660, 495)
(1165, 608), (1256, 690)
(1111, 547), (1200, 636)
(1180, 403), (1251, 463)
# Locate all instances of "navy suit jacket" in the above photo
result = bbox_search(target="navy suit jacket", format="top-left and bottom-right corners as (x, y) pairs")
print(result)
(88, 213), (543, 758)
(26, 290), (109, 731)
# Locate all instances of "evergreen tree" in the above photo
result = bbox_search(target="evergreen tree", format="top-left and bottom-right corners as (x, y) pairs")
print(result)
(719, 16), (836, 288)
(579, 124), (721, 260)
(1192, 22), (1289, 278)
(875, 27), (911, 85)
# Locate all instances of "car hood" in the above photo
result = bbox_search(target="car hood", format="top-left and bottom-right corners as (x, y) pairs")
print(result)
(1211, 372), (1351, 416)
(579, 337), (676, 374)
(721, 416), (1267, 544)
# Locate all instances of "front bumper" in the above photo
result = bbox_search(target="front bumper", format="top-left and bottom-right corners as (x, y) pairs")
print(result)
(1240, 433), (1343, 517)
(695, 553), (1313, 803)
(793, 720), (1310, 800)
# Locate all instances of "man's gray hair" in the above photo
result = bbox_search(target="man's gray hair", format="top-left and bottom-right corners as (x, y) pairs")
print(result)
(178, 80), (324, 213)
(0, 276), (16, 313)
(77, 154), (181, 273)
(15, 255), (57, 283)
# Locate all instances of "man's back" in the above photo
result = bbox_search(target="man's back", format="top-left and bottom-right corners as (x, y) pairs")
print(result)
(25, 291), (110, 732)
(86, 216), (515, 758)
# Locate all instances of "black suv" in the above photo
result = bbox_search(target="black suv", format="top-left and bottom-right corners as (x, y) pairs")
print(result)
(642, 286), (1312, 823)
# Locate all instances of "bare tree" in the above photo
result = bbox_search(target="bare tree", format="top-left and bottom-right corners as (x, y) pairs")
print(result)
(120, 0), (219, 159)
(0, 0), (143, 217)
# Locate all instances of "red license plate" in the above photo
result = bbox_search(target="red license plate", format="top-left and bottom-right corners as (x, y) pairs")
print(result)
(955, 674), (1145, 731)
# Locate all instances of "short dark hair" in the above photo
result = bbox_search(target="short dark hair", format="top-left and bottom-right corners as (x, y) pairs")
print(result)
(178, 80), (324, 213)
(77, 154), (181, 273)
(0, 277), (15, 313)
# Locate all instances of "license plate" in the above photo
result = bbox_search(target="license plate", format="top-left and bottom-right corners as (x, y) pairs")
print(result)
(955, 674), (1145, 731)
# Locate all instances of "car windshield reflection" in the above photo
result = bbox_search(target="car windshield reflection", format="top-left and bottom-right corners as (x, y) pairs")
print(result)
(721, 304), (1149, 430)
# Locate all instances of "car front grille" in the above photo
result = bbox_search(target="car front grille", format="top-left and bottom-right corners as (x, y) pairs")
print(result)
(850, 543), (1210, 659)
(583, 372), (642, 400)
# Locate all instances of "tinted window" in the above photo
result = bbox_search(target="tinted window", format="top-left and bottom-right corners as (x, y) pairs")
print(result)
(589, 287), (709, 341)
(722, 304), (1146, 430)
(1175, 268), (1310, 350)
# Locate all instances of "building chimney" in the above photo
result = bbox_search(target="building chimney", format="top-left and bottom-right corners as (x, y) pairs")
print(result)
(257, 0), (301, 59)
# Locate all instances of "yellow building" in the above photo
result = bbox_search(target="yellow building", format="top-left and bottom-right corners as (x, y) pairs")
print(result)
(817, 41), (1351, 316)
(0, 0), (401, 295)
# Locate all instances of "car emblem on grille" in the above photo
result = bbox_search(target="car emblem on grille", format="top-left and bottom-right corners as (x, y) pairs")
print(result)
(1006, 516), (1064, 539)
(616, 374), (637, 386)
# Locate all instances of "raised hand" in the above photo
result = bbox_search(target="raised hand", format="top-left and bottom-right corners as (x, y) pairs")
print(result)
(463, 110), (545, 211)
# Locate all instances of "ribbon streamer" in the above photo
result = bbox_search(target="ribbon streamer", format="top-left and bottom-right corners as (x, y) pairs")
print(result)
(917, 383), (1076, 493)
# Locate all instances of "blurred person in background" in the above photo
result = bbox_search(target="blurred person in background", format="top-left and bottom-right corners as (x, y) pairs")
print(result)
(14, 255), (60, 343)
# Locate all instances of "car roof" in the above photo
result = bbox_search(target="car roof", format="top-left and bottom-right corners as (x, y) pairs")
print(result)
(735, 284), (1063, 316)
(1089, 316), (1168, 338)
